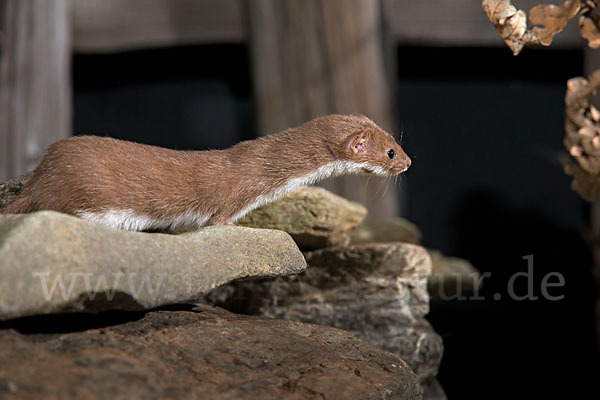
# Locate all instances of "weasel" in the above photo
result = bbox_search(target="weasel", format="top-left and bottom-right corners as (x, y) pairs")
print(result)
(1, 113), (411, 231)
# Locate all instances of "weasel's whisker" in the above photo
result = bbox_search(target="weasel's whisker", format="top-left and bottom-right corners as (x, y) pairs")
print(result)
(364, 175), (372, 202)
(375, 176), (388, 197)
(382, 177), (390, 197)
(400, 122), (405, 144)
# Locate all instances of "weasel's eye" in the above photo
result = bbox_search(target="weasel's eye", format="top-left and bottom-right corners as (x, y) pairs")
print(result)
(387, 149), (395, 159)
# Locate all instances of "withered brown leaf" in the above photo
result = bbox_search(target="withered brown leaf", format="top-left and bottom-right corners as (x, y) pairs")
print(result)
(529, 0), (580, 45)
(482, 0), (580, 55)
(482, 0), (535, 55)
(580, 1), (600, 48)
(564, 70), (600, 201)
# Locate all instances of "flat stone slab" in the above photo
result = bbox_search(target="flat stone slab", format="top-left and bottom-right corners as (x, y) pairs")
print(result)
(237, 186), (367, 249)
(0, 305), (423, 399)
(0, 211), (306, 320)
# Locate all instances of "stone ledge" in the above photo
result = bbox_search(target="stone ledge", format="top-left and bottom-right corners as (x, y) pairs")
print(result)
(0, 211), (306, 320)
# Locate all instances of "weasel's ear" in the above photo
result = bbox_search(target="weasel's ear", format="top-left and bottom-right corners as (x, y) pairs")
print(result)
(347, 131), (369, 155)
(351, 112), (367, 119)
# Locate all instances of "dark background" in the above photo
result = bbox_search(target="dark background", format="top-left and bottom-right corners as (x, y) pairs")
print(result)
(73, 45), (598, 399)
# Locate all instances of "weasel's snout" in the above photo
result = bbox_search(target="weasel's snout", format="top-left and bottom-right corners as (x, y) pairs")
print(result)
(403, 156), (412, 170)
(396, 155), (411, 173)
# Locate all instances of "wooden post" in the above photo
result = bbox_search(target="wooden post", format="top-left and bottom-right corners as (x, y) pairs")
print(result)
(0, 0), (72, 182)
(247, 0), (399, 220)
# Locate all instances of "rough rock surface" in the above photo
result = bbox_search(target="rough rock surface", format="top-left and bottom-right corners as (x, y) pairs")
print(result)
(206, 243), (444, 384)
(345, 218), (479, 302)
(0, 211), (306, 320)
(0, 305), (423, 400)
(349, 218), (422, 245)
(428, 249), (481, 301)
(0, 171), (31, 208)
(237, 186), (367, 249)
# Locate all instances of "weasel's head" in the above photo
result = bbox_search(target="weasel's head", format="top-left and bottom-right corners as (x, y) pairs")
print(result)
(333, 113), (411, 176)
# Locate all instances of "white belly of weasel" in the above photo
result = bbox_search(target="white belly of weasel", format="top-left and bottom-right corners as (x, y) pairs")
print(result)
(227, 160), (388, 223)
(76, 209), (210, 231)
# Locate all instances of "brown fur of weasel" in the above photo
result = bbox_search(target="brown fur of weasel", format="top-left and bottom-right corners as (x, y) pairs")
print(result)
(1, 113), (411, 231)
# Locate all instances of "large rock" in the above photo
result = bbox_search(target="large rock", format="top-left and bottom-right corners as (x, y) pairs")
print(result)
(0, 211), (306, 320)
(237, 186), (367, 249)
(206, 243), (444, 384)
(345, 218), (479, 303)
(0, 305), (424, 399)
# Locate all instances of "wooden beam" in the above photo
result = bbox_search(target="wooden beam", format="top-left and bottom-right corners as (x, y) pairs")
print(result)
(69, 0), (583, 54)
(247, 0), (400, 221)
(0, 0), (72, 181)
(71, 0), (245, 53)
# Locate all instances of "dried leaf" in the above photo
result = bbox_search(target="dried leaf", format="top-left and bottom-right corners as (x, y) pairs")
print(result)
(567, 77), (588, 93)
(565, 69), (600, 200)
(580, 8), (600, 48)
(482, 0), (535, 55)
(564, 162), (600, 202)
(529, 0), (580, 45)
(482, 0), (580, 55)
(578, 126), (597, 137)
(570, 145), (584, 156)
(590, 105), (600, 121)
